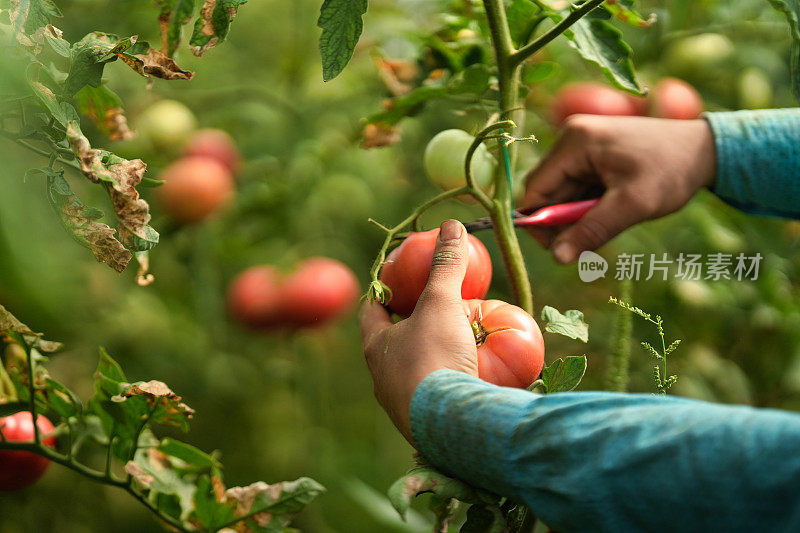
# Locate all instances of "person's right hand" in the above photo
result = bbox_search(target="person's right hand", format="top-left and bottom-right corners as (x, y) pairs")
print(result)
(523, 115), (717, 264)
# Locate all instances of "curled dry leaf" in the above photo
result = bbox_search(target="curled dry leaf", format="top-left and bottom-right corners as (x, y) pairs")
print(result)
(135, 253), (155, 287)
(374, 57), (418, 96)
(119, 47), (194, 80)
(0, 304), (62, 352)
(116, 379), (196, 419)
(190, 0), (244, 57)
(61, 201), (132, 272)
(66, 123), (152, 243)
(361, 122), (400, 148)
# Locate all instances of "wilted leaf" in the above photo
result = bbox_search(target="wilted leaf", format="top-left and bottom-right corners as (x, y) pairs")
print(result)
(43, 167), (133, 273)
(541, 356), (587, 393)
(75, 85), (134, 141)
(189, 0), (246, 57)
(541, 306), (589, 342)
(66, 123), (154, 246)
(157, 0), (197, 57)
(115, 380), (195, 431)
(0, 304), (62, 352)
(361, 122), (401, 148)
(8, 0), (61, 38)
(317, 0), (368, 81)
(117, 44), (195, 80)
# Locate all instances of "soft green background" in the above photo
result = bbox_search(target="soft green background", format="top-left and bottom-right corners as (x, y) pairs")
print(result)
(1, 0), (799, 531)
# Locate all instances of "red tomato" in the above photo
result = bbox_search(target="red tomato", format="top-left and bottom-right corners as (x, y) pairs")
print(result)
(651, 78), (704, 120)
(158, 156), (234, 224)
(0, 412), (56, 492)
(380, 229), (492, 317)
(227, 266), (283, 330)
(464, 299), (545, 388)
(185, 129), (241, 174)
(551, 82), (641, 125)
(280, 258), (360, 327)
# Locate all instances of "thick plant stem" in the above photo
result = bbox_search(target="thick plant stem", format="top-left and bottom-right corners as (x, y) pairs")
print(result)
(606, 279), (633, 392)
(483, 0), (533, 314)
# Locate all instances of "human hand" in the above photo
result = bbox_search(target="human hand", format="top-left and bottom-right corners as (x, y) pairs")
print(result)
(524, 115), (717, 263)
(359, 220), (478, 445)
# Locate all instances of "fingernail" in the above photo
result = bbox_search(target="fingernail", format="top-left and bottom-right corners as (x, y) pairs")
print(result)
(439, 220), (462, 242)
(553, 241), (576, 264)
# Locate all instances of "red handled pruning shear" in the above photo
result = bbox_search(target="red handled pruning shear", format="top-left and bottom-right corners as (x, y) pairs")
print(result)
(464, 198), (601, 233)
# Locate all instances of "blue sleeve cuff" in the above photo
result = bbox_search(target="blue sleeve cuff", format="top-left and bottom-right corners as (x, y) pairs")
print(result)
(705, 109), (800, 219)
(410, 369), (540, 498)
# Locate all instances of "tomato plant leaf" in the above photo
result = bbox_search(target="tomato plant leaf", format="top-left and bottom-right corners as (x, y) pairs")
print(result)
(388, 465), (481, 519)
(541, 305), (589, 342)
(156, 0), (197, 57)
(8, 0), (61, 38)
(115, 380), (195, 432)
(541, 356), (587, 393)
(566, 12), (644, 94)
(193, 475), (238, 528)
(74, 84), (134, 141)
(521, 61), (559, 83)
(158, 437), (220, 469)
(189, 0), (245, 57)
(604, 0), (656, 28)
(768, 0), (800, 103)
(0, 304), (62, 352)
(43, 168), (133, 273)
(507, 0), (547, 46)
(317, 0), (368, 82)
(0, 402), (28, 418)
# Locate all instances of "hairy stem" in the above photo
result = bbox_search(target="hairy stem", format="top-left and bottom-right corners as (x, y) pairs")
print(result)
(606, 279), (633, 392)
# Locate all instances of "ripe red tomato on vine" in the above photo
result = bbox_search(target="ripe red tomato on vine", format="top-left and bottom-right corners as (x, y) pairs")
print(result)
(380, 229), (493, 317)
(0, 412), (57, 492)
(464, 299), (545, 389)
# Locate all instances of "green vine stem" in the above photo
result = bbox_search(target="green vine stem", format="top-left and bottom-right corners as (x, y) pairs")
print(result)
(367, 186), (473, 303)
(606, 279), (633, 392)
(483, 0), (533, 314)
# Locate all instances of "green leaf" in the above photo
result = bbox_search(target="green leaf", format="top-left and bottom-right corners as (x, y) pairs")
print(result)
(8, 0), (61, 38)
(74, 84), (134, 141)
(449, 64), (491, 94)
(521, 61), (559, 83)
(768, 0), (800, 103)
(159, 437), (220, 469)
(507, 0), (544, 45)
(317, 0), (368, 81)
(541, 356), (587, 393)
(541, 306), (589, 342)
(38, 377), (83, 418)
(189, 0), (245, 57)
(388, 465), (480, 519)
(604, 0), (656, 28)
(564, 11), (644, 94)
(192, 476), (237, 529)
(157, 0), (197, 57)
(65, 33), (137, 96)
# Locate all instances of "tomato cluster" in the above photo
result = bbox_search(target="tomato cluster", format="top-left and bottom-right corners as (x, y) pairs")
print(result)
(228, 258), (360, 331)
(379, 227), (545, 389)
(551, 78), (704, 124)
(0, 412), (56, 492)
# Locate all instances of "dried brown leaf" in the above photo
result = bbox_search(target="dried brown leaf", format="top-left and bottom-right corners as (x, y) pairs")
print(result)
(361, 122), (400, 148)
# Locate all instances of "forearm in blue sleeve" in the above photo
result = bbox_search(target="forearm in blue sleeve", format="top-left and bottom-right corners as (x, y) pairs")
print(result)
(705, 109), (800, 219)
(410, 369), (800, 532)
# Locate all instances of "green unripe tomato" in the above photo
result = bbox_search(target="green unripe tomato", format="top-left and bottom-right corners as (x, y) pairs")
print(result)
(664, 33), (735, 78)
(424, 129), (496, 197)
(737, 67), (773, 110)
(137, 99), (197, 152)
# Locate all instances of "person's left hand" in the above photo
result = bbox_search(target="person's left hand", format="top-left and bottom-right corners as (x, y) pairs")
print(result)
(359, 220), (478, 445)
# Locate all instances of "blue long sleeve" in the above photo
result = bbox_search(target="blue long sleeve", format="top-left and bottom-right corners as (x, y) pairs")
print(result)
(706, 109), (800, 219)
(410, 370), (800, 532)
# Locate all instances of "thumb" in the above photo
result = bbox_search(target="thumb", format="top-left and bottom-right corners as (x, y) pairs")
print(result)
(551, 190), (643, 264)
(416, 220), (469, 310)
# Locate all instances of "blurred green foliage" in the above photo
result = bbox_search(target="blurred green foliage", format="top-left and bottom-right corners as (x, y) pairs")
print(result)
(1, 0), (799, 531)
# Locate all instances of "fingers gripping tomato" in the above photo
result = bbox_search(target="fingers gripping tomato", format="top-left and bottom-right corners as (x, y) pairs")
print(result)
(464, 299), (545, 388)
(380, 229), (492, 317)
(0, 412), (57, 492)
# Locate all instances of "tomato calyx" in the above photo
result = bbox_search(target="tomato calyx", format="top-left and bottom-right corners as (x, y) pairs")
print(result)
(469, 307), (511, 346)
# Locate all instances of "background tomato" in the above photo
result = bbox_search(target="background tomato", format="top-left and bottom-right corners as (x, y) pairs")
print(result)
(158, 156), (235, 224)
(0, 412), (56, 492)
(651, 78), (704, 120)
(550, 82), (643, 125)
(280, 258), (360, 327)
(464, 299), (544, 389)
(227, 266), (283, 330)
(185, 129), (241, 174)
(423, 129), (496, 194)
(380, 229), (492, 317)
(136, 100), (197, 152)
